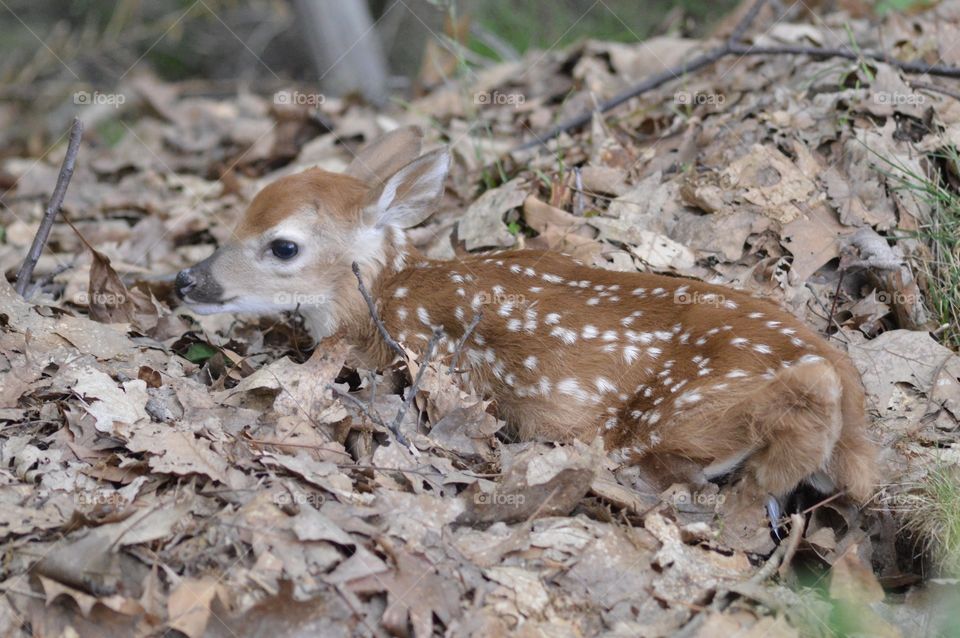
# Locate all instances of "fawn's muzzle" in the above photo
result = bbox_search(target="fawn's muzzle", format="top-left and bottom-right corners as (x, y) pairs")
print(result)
(175, 254), (225, 303)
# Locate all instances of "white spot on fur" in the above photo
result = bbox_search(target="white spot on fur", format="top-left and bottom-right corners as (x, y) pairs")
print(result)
(417, 307), (431, 326)
(558, 378), (589, 402)
(595, 377), (617, 394)
(550, 327), (578, 344)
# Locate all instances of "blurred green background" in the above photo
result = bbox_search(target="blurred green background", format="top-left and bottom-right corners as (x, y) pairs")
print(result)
(0, 0), (737, 86)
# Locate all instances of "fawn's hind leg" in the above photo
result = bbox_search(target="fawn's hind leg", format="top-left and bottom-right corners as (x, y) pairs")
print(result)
(610, 358), (848, 504)
(740, 359), (845, 499)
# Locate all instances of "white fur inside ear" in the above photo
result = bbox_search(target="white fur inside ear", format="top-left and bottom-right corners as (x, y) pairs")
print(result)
(374, 150), (450, 229)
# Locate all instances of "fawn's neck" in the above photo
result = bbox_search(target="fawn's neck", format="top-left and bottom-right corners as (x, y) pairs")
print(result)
(333, 233), (435, 367)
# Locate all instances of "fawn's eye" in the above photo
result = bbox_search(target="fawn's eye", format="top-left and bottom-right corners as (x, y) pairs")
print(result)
(270, 239), (299, 260)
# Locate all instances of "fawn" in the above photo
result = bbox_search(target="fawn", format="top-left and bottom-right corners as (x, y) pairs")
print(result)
(175, 126), (877, 511)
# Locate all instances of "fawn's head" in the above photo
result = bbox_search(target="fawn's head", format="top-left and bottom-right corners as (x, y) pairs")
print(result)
(175, 127), (450, 337)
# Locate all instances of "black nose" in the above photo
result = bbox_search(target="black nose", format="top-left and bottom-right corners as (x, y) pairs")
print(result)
(175, 269), (196, 299)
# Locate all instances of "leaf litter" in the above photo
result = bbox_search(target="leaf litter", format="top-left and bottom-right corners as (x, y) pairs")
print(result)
(2, 2), (960, 636)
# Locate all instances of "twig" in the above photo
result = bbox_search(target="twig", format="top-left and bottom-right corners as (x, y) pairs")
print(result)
(675, 509), (804, 637)
(728, 43), (960, 77)
(14, 117), (84, 297)
(910, 80), (960, 101)
(777, 513), (806, 578)
(516, 0), (960, 150)
(448, 310), (483, 374)
(390, 327), (444, 446)
(351, 261), (406, 362)
(516, 47), (729, 150)
(24, 259), (76, 299)
(727, 0), (768, 47)
(329, 384), (388, 429)
(826, 269), (846, 341)
(804, 282), (850, 343)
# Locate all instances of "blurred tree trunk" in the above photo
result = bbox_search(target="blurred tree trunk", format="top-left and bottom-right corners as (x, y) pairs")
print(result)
(292, 0), (389, 105)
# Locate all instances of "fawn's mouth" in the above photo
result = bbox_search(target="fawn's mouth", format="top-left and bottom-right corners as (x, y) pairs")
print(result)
(180, 295), (238, 314)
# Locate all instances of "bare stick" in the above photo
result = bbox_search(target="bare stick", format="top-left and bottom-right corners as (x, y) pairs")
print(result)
(728, 42), (960, 77)
(15, 117), (84, 297)
(328, 384), (387, 429)
(390, 327), (444, 445)
(516, 0), (960, 150)
(448, 310), (483, 374)
(675, 510), (803, 637)
(516, 48), (728, 150)
(726, 0), (768, 47)
(351, 261), (407, 362)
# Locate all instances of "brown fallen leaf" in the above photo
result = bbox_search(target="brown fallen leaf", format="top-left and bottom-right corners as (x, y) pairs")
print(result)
(351, 541), (462, 638)
(830, 543), (885, 605)
(168, 577), (228, 638)
(86, 246), (158, 329)
(457, 442), (597, 525)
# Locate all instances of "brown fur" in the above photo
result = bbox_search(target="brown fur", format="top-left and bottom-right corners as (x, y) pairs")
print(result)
(235, 169), (368, 238)
(367, 251), (877, 502)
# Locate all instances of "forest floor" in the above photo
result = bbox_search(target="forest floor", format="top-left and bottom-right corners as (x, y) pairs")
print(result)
(1, 1), (960, 636)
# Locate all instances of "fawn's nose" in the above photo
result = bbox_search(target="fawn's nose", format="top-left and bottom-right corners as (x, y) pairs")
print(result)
(175, 269), (197, 299)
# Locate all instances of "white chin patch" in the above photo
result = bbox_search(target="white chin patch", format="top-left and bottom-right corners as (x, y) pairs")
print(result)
(182, 298), (290, 315)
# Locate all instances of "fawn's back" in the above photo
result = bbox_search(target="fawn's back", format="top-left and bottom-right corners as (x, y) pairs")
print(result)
(372, 249), (876, 503)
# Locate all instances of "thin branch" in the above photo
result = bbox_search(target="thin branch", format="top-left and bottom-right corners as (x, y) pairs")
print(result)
(516, 48), (728, 150)
(390, 327), (444, 446)
(826, 269), (846, 342)
(448, 310), (483, 374)
(516, 0), (960, 150)
(726, 0), (769, 47)
(728, 43), (960, 77)
(15, 117), (84, 297)
(329, 384), (387, 429)
(675, 510), (804, 637)
(351, 261), (407, 362)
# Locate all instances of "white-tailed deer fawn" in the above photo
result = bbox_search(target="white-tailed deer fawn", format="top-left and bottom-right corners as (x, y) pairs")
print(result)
(176, 127), (877, 509)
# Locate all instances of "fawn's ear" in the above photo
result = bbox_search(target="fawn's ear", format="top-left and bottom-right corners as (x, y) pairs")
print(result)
(345, 126), (423, 187)
(363, 149), (450, 229)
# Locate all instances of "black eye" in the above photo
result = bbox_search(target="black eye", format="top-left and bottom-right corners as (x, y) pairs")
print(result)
(270, 240), (299, 260)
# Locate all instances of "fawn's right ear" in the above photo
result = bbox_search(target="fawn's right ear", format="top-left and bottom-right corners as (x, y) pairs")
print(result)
(345, 126), (423, 187)
(363, 148), (450, 229)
